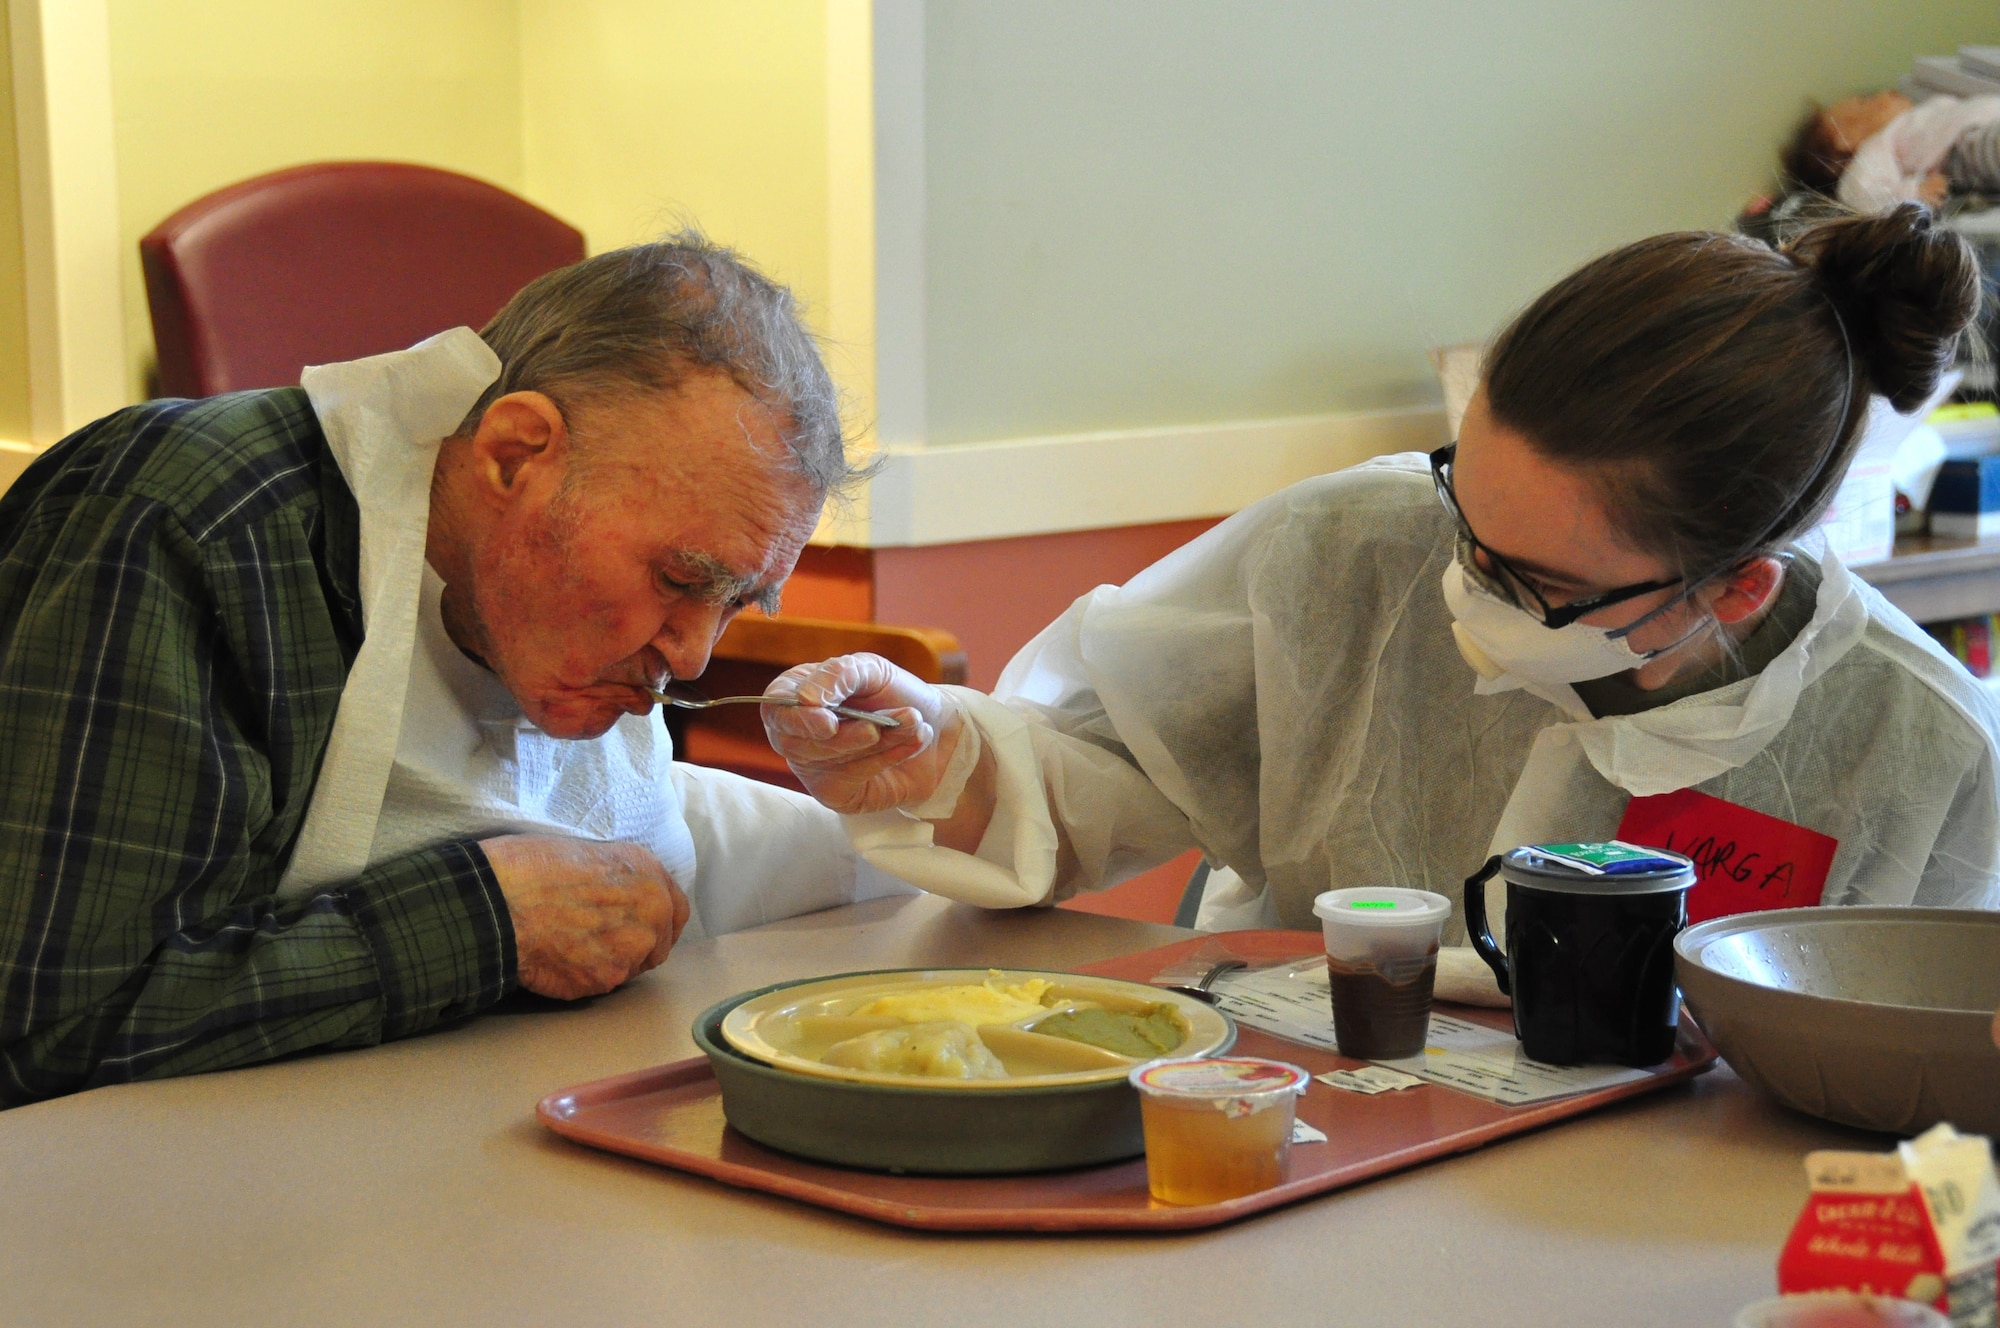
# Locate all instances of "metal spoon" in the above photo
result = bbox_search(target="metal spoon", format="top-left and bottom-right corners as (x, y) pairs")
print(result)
(644, 685), (901, 729)
(1160, 958), (1248, 1005)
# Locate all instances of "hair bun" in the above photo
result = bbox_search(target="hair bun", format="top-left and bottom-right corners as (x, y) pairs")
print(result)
(1786, 204), (1982, 412)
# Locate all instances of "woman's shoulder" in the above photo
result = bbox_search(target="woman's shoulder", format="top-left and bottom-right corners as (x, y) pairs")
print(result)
(1284, 450), (1436, 503)
(1243, 452), (1449, 547)
(1112, 450), (1452, 611)
(1830, 593), (2000, 759)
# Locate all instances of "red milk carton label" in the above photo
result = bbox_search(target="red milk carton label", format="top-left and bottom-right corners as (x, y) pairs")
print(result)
(1778, 1126), (2000, 1328)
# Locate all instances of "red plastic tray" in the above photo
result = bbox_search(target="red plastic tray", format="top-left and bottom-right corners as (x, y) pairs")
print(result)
(537, 930), (1716, 1231)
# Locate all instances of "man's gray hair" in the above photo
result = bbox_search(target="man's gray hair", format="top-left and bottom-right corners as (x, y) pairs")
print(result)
(457, 229), (858, 496)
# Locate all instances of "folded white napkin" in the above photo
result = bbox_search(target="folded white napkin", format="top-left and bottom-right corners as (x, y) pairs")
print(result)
(1435, 945), (1510, 1007)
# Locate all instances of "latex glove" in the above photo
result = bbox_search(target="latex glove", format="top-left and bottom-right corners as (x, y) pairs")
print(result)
(480, 834), (690, 999)
(761, 652), (952, 814)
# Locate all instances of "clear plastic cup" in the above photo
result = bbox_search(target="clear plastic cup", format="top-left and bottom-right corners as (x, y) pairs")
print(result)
(1733, 1293), (1949, 1327)
(1311, 887), (1453, 1059)
(1129, 1057), (1310, 1205)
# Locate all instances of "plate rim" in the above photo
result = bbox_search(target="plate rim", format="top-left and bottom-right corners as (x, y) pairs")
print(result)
(715, 966), (1234, 1091)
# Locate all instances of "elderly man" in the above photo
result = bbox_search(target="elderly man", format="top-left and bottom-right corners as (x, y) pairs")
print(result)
(0, 233), (905, 1105)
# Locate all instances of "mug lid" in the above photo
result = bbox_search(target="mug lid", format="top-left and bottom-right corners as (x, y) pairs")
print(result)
(1501, 842), (1696, 895)
(1311, 887), (1452, 926)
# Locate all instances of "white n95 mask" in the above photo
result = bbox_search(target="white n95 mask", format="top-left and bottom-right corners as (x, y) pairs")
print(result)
(1440, 550), (1658, 692)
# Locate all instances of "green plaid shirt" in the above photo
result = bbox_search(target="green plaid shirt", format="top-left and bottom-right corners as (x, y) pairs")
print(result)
(0, 389), (513, 1106)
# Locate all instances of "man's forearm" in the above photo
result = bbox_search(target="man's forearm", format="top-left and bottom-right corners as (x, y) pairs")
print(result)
(0, 842), (513, 1106)
(0, 402), (518, 1106)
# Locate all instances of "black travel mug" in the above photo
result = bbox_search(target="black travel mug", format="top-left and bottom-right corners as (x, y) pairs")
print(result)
(1463, 845), (1695, 1067)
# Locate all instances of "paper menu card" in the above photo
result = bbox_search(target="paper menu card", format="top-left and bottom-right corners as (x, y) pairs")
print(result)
(1207, 962), (1652, 1107)
(1370, 1014), (1651, 1106)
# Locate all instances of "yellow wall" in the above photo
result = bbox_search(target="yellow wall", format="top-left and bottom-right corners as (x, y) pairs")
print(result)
(104, 0), (526, 400)
(517, 1), (851, 367)
(100, 0), (869, 428)
(0, 10), (32, 445)
(519, 1), (826, 290)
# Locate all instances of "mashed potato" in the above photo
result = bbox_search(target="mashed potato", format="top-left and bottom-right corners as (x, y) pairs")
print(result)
(851, 973), (1057, 1027)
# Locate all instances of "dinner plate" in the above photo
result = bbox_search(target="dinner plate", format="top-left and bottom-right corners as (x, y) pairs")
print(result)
(719, 967), (1234, 1090)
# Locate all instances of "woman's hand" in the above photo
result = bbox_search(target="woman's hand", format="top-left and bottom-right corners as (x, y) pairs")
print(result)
(762, 653), (958, 814)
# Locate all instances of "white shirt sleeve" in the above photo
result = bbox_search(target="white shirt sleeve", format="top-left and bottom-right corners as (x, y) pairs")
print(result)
(671, 762), (916, 937)
(843, 686), (1196, 909)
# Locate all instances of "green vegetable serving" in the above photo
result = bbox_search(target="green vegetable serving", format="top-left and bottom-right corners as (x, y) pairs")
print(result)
(1031, 1004), (1186, 1059)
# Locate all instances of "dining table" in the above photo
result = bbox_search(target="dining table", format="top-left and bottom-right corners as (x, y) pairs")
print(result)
(0, 892), (1882, 1327)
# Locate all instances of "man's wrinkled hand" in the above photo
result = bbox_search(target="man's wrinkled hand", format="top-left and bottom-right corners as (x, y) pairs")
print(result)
(761, 653), (955, 814)
(480, 835), (690, 1000)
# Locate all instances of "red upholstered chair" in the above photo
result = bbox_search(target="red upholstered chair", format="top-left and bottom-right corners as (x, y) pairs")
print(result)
(140, 161), (585, 398)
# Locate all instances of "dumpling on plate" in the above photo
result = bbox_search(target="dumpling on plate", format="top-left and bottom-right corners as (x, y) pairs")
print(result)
(821, 1020), (1009, 1079)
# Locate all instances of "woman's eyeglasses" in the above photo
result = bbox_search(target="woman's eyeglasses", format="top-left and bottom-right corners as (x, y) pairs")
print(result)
(1429, 443), (1685, 633)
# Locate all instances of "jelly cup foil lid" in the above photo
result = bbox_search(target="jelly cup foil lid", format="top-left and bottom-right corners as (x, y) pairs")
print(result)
(1311, 887), (1452, 926)
(1130, 1057), (1311, 1097)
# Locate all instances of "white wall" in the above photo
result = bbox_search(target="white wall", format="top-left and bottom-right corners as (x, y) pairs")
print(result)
(906, 0), (2000, 446)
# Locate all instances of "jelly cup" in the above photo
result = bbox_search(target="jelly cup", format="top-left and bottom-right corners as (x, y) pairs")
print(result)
(1129, 1056), (1311, 1205)
(1733, 1293), (1949, 1328)
(1311, 887), (1452, 1060)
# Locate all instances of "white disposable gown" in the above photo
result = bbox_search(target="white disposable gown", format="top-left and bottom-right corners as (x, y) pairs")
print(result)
(847, 455), (2000, 935)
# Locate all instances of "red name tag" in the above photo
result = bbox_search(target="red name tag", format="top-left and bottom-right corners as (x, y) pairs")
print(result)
(1615, 788), (1837, 924)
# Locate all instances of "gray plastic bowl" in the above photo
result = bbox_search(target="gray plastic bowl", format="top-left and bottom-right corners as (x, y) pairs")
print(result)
(1675, 907), (2000, 1136)
(692, 975), (1235, 1175)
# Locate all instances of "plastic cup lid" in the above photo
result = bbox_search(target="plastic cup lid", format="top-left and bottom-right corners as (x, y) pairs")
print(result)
(1129, 1056), (1310, 1097)
(1501, 843), (1696, 896)
(1732, 1293), (1948, 1328)
(1311, 887), (1452, 926)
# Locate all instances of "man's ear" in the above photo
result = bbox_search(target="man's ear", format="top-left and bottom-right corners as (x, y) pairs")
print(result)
(1705, 555), (1786, 626)
(468, 392), (569, 499)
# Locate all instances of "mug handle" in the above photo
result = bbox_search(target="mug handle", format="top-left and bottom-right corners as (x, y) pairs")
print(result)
(1462, 855), (1512, 997)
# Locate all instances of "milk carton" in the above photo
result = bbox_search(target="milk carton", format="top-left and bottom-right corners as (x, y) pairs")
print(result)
(1779, 1125), (2000, 1328)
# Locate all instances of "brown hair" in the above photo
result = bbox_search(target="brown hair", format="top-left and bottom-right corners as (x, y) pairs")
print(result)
(1482, 205), (1980, 580)
(1779, 103), (1846, 197)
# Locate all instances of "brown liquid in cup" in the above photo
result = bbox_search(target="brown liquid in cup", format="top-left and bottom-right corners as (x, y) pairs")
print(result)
(1327, 950), (1438, 1060)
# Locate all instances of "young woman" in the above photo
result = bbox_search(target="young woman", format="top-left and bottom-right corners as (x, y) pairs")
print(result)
(764, 205), (2000, 935)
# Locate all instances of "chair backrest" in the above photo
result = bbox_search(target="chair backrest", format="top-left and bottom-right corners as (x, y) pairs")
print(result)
(141, 161), (585, 398)
(712, 616), (968, 686)
(673, 615), (969, 789)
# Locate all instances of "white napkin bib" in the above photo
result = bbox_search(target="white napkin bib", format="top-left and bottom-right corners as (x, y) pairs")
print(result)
(279, 329), (501, 897)
(365, 565), (700, 889)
